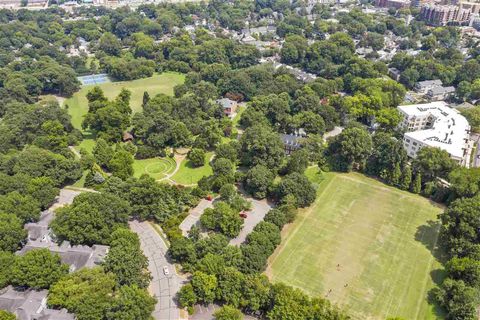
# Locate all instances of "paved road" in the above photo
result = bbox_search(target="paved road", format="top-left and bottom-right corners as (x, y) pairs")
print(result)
(129, 221), (183, 320)
(179, 199), (214, 236)
(229, 196), (273, 246)
(190, 304), (258, 320)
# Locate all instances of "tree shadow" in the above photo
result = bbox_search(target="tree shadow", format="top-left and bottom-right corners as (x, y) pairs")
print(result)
(415, 220), (447, 263)
(415, 221), (448, 318)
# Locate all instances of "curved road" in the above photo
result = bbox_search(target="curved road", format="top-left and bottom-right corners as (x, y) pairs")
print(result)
(129, 221), (183, 320)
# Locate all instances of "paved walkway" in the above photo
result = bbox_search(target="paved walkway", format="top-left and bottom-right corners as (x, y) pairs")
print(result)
(129, 221), (183, 320)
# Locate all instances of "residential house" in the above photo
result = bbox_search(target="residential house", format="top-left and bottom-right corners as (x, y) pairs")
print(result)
(427, 85), (455, 101)
(280, 129), (307, 155)
(0, 286), (74, 320)
(216, 98), (238, 117)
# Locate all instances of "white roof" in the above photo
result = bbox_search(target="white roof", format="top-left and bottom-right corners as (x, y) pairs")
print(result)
(398, 101), (470, 159)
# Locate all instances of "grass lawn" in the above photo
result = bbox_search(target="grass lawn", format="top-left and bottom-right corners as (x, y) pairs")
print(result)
(171, 152), (213, 185)
(74, 138), (96, 154)
(133, 157), (176, 180)
(64, 72), (185, 130)
(267, 169), (445, 320)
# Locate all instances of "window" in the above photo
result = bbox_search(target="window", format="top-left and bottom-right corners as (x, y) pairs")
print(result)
(413, 142), (417, 146)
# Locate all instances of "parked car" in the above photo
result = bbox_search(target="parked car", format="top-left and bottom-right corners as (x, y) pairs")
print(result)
(163, 266), (169, 275)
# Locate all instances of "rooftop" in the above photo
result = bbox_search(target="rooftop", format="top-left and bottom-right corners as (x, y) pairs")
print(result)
(398, 101), (470, 159)
(0, 286), (73, 320)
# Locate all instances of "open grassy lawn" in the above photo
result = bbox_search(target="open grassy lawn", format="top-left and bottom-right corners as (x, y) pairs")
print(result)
(133, 157), (176, 180)
(74, 138), (96, 154)
(171, 152), (213, 185)
(267, 169), (445, 320)
(64, 72), (185, 130)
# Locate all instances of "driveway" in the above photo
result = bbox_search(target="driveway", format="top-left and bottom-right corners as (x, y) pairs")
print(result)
(229, 197), (273, 246)
(323, 126), (344, 142)
(179, 199), (214, 236)
(129, 221), (183, 320)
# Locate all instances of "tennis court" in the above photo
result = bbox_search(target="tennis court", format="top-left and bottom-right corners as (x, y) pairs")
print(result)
(77, 74), (111, 86)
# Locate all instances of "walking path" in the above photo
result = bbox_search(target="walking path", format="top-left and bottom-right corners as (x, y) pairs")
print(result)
(129, 221), (183, 320)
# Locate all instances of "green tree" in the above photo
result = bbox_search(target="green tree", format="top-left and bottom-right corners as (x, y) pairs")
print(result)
(217, 267), (245, 307)
(413, 147), (456, 182)
(191, 271), (218, 304)
(27, 176), (59, 209)
(214, 305), (243, 320)
(0, 251), (14, 288)
(329, 127), (372, 171)
(12, 249), (68, 289)
(97, 32), (122, 56)
(0, 213), (27, 252)
(400, 165), (412, 191)
(103, 228), (150, 288)
(178, 283), (198, 308)
(51, 192), (130, 246)
(448, 167), (480, 199)
(201, 202), (243, 238)
(440, 196), (480, 256)
(241, 274), (271, 312)
(93, 138), (114, 167)
(188, 148), (206, 168)
(433, 278), (477, 320)
(106, 285), (156, 320)
(284, 149), (309, 174)
(446, 257), (480, 288)
(244, 165), (274, 199)
(390, 162), (401, 186)
(142, 91), (150, 108)
(108, 149), (134, 180)
(239, 124), (285, 170)
(276, 173), (316, 208)
(0, 310), (16, 320)
(411, 173), (422, 194)
(48, 267), (116, 320)
(0, 192), (40, 224)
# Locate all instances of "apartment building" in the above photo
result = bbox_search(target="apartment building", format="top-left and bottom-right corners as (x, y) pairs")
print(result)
(397, 101), (472, 166)
(420, 4), (471, 25)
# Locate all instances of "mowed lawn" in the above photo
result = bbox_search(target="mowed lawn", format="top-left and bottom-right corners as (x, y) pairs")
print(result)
(267, 170), (444, 320)
(171, 152), (213, 185)
(64, 72), (185, 130)
(132, 157), (176, 180)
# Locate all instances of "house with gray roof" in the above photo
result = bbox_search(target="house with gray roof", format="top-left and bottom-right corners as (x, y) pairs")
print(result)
(216, 98), (238, 117)
(0, 286), (73, 320)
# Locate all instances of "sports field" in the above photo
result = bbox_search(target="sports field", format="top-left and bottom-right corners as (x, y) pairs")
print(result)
(64, 72), (185, 130)
(267, 169), (444, 320)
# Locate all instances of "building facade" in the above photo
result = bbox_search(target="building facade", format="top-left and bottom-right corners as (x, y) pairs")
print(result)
(420, 4), (471, 25)
(397, 101), (471, 166)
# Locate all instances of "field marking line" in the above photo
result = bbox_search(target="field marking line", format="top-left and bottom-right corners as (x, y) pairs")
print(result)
(267, 174), (336, 275)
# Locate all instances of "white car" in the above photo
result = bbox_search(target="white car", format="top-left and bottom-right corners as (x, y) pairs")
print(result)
(163, 266), (170, 275)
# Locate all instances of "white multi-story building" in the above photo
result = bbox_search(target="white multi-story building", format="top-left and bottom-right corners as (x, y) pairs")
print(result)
(398, 101), (472, 166)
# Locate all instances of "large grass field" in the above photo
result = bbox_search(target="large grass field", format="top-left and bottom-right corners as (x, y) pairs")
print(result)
(64, 72), (185, 130)
(267, 169), (445, 320)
